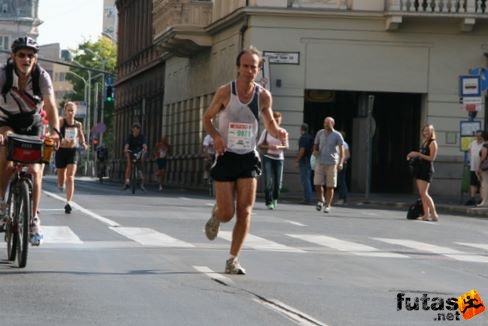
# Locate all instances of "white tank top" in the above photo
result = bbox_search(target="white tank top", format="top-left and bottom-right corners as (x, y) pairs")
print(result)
(218, 80), (261, 155)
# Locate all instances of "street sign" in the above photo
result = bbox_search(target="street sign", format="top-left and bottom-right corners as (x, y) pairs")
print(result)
(459, 75), (481, 97)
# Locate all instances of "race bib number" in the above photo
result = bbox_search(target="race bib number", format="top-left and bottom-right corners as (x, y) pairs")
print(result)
(64, 127), (78, 142)
(227, 122), (253, 151)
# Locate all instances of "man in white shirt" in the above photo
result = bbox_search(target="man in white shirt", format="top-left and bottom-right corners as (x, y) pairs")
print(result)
(466, 130), (484, 205)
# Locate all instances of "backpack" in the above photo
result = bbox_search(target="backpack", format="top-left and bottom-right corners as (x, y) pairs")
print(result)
(1, 61), (42, 102)
(406, 199), (424, 220)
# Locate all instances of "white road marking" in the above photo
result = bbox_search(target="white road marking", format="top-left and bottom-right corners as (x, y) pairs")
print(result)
(285, 220), (307, 227)
(252, 298), (328, 326)
(373, 238), (488, 263)
(455, 242), (488, 251)
(219, 231), (305, 253)
(287, 234), (408, 258)
(110, 227), (194, 247)
(193, 265), (234, 284)
(41, 226), (83, 244)
(44, 190), (120, 227)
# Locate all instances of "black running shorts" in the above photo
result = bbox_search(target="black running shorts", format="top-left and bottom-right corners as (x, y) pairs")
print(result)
(210, 151), (262, 182)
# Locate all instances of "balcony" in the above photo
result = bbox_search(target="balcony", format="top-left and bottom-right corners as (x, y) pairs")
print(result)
(153, 0), (213, 57)
(385, 0), (488, 31)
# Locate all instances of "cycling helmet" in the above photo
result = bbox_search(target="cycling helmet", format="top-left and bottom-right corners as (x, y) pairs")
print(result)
(11, 36), (39, 53)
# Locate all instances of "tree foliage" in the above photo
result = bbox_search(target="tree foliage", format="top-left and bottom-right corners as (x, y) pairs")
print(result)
(64, 36), (117, 150)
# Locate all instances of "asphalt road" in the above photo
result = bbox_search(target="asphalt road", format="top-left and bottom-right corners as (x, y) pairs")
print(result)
(0, 176), (487, 326)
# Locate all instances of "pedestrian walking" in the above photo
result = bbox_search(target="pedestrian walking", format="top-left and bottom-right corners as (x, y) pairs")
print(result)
(295, 123), (314, 204)
(55, 102), (88, 214)
(258, 111), (288, 209)
(202, 46), (288, 275)
(336, 130), (350, 205)
(476, 131), (488, 207)
(312, 117), (345, 214)
(466, 130), (483, 205)
(154, 135), (171, 191)
(406, 124), (439, 221)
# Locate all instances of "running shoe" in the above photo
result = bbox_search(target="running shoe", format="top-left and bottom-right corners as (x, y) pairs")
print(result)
(140, 185), (146, 192)
(316, 201), (324, 211)
(122, 183), (130, 190)
(205, 205), (220, 240)
(266, 203), (274, 210)
(225, 257), (246, 275)
(324, 206), (331, 214)
(273, 200), (277, 209)
(64, 203), (72, 214)
(30, 216), (43, 246)
(158, 185), (163, 192)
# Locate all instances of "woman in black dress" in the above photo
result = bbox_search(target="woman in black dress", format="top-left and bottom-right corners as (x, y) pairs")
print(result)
(406, 124), (439, 221)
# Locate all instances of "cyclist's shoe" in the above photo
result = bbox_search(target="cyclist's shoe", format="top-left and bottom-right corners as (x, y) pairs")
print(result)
(122, 183), (130, 190)
(30, 216), (42, 246)
(225, 257), (246, 275)
(0, 217), (6, 233)
(30, 233), (43, 246)
(140, 185), (146, 192)
(205, 205), (220, 240)
(64, 203), (72, 214)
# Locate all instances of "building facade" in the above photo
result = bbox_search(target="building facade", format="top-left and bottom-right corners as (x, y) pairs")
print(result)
(118, 0), (488, 197)
(114, 0), (165, 181)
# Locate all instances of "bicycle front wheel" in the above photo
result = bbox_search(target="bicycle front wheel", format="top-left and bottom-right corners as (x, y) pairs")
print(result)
(15, 181), (30, 268)
(6, 184), (17, 261)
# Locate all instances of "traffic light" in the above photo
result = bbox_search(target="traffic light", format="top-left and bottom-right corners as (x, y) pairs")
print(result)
(105, 85), (113, 102)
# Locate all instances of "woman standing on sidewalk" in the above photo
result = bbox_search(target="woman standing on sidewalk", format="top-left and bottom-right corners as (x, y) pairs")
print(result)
(55, 102), (88, 214)
(406, 124), (439, 221)
(476, 131), (488, 207)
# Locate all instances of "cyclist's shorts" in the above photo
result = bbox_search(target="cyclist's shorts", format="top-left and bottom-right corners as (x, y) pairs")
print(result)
(55, 148), (79, 168)
(210, 151), (261, 182)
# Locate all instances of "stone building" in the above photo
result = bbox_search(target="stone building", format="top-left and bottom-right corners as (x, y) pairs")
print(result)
(115, 0), (488, 197)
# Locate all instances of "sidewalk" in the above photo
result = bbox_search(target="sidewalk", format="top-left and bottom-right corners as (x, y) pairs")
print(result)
(278, 190), (488, 218)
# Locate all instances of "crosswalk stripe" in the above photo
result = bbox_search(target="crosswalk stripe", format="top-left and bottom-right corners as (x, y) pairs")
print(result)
(373, 238), (488, 263)
(219, 231), (305, 253)
(109, 227), (194, 247)
(287, 234), (408, 258)
(42, 226), (83, 244)
(455, 242), (488, 251)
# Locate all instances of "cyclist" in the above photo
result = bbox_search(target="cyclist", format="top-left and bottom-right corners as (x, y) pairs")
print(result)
(0, 36), (60, 245)
(55, 102), (88, 214)
(123, 122), (147, 191)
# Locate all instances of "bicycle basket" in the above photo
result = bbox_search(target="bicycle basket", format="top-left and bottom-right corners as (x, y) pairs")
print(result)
(7, 134), (43, 164)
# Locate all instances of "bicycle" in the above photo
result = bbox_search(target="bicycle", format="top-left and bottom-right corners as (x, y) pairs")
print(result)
(4, 133), (52, 268)
(128, 149), (144, 194)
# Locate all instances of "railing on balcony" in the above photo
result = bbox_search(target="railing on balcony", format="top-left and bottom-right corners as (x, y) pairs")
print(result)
(387, 0), (487, 14)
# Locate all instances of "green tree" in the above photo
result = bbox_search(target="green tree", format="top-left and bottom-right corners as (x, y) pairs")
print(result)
(64, 37), (116, 151)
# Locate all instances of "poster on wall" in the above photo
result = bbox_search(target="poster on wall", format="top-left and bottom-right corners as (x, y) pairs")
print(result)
(460, 120), (482, 151)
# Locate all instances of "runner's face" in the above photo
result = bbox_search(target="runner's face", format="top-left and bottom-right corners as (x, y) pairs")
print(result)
(13, 49), (37, 75)
(64, 105), (76, 117)
(237, 53), (260, 82)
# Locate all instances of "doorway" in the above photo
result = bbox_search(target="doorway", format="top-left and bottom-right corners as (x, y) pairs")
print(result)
(304, 90), (421, 194)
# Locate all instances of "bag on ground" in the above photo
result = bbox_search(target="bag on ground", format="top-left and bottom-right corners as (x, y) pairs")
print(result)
(406, 199), (424, 220)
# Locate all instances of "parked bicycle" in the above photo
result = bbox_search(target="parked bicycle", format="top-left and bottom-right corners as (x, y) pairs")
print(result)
(128, 149), (145, 194)
(4, 133), (53, 268)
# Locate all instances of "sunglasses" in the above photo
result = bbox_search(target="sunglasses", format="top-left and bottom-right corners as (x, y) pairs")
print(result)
(16, 52), (36, 59)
